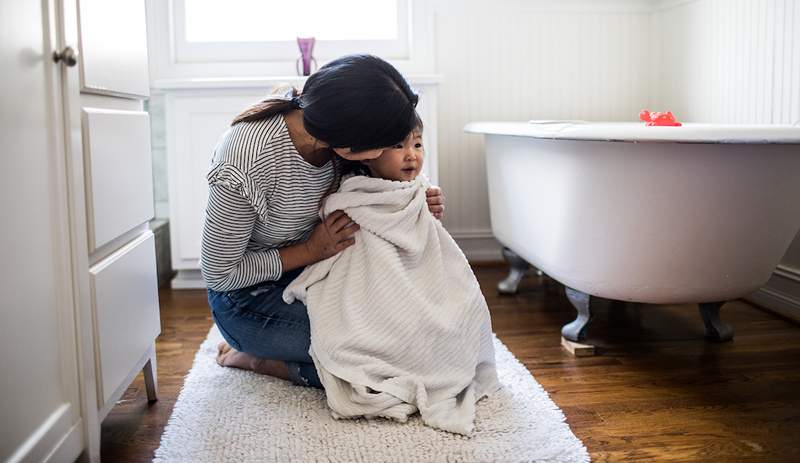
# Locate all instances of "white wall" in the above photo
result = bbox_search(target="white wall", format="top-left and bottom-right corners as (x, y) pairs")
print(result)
(655, 0), (800, 125)
(435, 0), (656, 259)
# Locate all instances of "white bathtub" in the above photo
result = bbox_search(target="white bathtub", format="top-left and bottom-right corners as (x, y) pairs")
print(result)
(465, 121), (800, 343)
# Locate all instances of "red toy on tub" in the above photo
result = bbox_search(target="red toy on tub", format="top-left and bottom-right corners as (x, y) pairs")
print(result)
(639, 110), (682, 126)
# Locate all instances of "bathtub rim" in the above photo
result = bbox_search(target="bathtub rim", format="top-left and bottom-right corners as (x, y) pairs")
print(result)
(464, 121), (800, 145)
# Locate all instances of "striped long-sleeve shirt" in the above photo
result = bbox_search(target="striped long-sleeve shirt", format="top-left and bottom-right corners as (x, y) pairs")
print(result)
(200, 114), (335, 291)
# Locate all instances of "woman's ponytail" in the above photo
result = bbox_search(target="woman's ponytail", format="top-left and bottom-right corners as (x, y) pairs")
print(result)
(231, 85), (301, 126)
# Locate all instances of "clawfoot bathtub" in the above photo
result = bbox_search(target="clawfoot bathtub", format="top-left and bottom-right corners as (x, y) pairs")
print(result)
(465, 121), (800, 345)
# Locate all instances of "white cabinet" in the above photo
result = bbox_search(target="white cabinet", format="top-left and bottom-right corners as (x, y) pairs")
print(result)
(0, 1), (161, 461)
(70, 0), (161, 445)
(154, 77), (440, 288)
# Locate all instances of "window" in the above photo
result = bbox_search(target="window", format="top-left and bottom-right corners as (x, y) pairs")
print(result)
(174, 0), (410, 63)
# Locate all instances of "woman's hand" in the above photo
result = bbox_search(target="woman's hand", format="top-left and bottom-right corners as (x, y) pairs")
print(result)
(304, 210), (360, 261)
(426, 186), (445, 220)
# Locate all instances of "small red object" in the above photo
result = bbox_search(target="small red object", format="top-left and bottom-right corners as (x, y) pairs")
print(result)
(639, 109), (682, 127)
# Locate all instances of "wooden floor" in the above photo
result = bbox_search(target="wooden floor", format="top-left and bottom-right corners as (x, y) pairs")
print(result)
(102, 265), (800, 462)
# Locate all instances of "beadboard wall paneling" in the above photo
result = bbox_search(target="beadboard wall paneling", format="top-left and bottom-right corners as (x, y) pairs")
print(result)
(434, 0), (653, 255)
(655, 0), (800, 125)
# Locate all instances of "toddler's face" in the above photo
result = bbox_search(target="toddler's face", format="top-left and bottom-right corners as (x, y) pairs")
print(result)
(362, 130), (424, 182)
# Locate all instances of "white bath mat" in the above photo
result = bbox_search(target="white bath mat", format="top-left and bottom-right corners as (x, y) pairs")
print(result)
(154, 326), (589, 462)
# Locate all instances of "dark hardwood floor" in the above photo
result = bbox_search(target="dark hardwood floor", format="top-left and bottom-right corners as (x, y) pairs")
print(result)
(101, 264), (800, 462)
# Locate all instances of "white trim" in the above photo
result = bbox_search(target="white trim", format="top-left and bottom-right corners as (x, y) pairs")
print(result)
(43, 420), (83, 463)
(146, 0), (436, 80)
(775, 264), (800, 283)
(747, 288), (800, 323)
(171, 269), (206, 289)
(6, 405), (80, 463)
(453, 235), (503, 263)
(173, 0), (411, 63)
(448, 0), (659, 14)
(651, 0), (700, 13)
(746, 264), (800, 323)
(448, 228), (495, 240)
(59, 0), (102, 458)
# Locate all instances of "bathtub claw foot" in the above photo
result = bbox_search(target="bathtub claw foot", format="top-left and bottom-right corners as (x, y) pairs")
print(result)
(699, 302), (734, 342)
(562, 287), (593, 342)
(498, 247), (531, 294)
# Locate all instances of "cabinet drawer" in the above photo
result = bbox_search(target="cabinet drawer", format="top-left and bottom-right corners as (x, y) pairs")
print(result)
(83, 108), (154, 251)
(90, 231), (161, 405)
(78, 0), (149, 97)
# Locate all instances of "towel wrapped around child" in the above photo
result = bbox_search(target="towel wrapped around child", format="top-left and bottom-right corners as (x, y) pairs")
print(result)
(283, 175), (499, 435)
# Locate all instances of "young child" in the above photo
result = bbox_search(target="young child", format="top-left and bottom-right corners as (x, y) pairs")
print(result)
(283, 119), (499, 435)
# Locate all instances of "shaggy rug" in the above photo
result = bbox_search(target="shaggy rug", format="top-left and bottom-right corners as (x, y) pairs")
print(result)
(153, 326), (589, 462)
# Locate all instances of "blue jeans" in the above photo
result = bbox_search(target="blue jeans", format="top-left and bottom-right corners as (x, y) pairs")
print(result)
(207, 267), (322, 388)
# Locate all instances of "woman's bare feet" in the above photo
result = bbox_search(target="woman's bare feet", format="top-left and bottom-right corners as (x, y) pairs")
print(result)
(216, 341), (291, 380)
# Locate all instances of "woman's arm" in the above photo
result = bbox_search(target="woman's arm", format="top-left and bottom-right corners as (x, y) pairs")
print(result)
(201, 184), (284, 291)
(202, 184), (360, 291)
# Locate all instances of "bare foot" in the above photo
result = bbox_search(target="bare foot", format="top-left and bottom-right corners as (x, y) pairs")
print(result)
(216, 341), (290, 380)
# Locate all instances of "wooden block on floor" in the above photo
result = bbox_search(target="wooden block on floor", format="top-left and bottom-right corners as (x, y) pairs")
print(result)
(561, 336), (596, 357)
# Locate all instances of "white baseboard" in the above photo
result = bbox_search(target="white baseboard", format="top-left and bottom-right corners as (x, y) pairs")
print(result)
(171, 269), (206, 289)
(450, 229), (503, 262)
(745, 265), (800, 323)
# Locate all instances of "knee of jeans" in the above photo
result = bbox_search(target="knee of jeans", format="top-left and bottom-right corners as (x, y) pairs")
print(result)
(212, 310), (242, 352)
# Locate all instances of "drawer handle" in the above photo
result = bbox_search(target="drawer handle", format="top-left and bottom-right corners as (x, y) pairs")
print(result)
(52, 46), (78, 67)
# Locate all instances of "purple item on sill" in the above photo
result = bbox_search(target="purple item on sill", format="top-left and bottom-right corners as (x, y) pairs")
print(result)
(296, 37), (317, 76)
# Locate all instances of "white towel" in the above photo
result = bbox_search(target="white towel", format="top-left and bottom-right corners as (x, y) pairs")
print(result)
(283, 175), (499, 435)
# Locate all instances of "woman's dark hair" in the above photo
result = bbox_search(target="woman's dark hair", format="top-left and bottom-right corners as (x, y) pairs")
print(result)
(232, 54), (419, 152)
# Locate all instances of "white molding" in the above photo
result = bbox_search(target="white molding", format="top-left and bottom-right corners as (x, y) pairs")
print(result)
(747, 288), (800, 323)
(746, 265), (800, 323)
(775, 264), (800, 283)
(151, 74), (443, 92)
(43, 419), (83, 463)
(171, 269), (206, 289)
(651, 0), (700, 12)
(447, 0), (659, 14)
(453, 235), (503, 263)
(145, 0), (436, 80)
(172, 0), (411, 63)
(6, 404), (80, 463)
(448, 228), (494, 239)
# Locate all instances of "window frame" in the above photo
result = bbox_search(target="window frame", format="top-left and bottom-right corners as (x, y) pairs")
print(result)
(172, 0), (411, 64)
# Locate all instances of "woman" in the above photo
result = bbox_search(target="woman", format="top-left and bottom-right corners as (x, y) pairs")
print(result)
(202, 54), (445, 388)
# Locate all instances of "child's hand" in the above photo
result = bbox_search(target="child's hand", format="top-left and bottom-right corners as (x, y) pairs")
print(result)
(426, 186), (445, 220)
(304, 210), (360, 261)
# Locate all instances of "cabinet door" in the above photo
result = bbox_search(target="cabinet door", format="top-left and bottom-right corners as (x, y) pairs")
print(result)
(90, 232), (161, 405)
(82, 108), (154, 251)
(0, 0), (84, 461)
(78, 0), (150, 97)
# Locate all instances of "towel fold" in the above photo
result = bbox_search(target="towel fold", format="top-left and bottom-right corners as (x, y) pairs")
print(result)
(283, 175), (499, 435)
